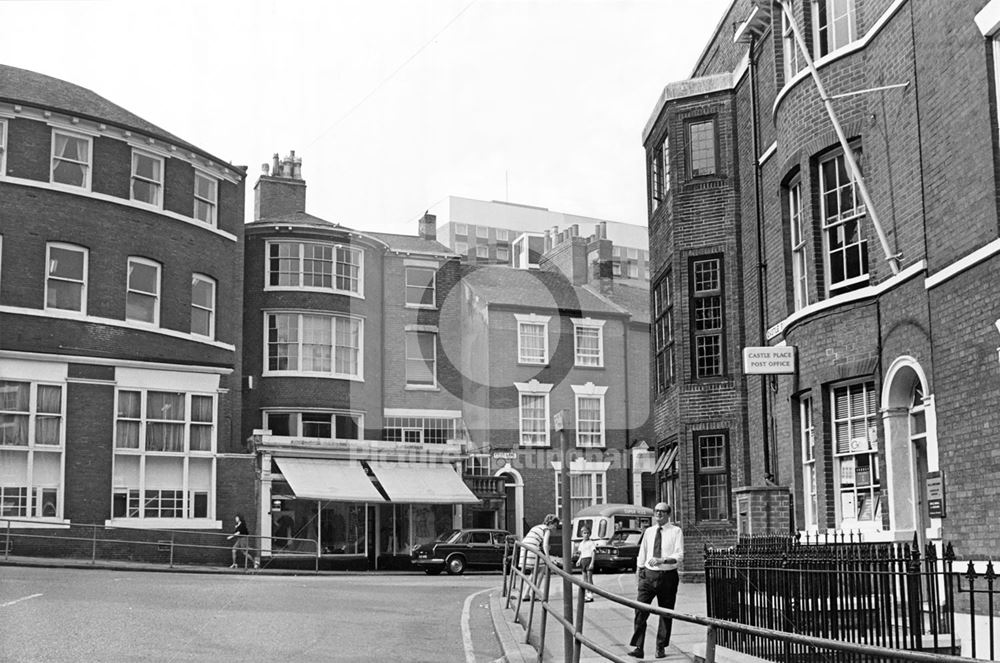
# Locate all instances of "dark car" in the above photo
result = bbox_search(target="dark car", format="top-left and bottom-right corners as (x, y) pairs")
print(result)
(410, 528), (515, 575)
(592, 528), (643, 573)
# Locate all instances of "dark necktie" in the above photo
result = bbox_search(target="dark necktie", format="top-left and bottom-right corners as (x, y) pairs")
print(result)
(653, 526), (662, 560)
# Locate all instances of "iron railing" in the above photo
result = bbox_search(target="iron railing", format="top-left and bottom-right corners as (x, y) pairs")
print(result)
(504, 537), (995, 663)
(705, 533), (1000, 662)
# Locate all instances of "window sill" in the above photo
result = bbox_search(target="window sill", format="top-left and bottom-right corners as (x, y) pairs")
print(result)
(404, 384), (439, 392)
(262, 371), (364, 382)
(573, 363), (604, 369)
(105, 518), (223, 530)
(517, 361), (548, 367)
(263, 285), (365, 299)
(404, 304), (437, 310)
(0, 518), (70, 529)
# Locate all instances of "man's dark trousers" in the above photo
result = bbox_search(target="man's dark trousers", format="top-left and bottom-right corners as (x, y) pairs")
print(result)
(629, 568), (679, 651)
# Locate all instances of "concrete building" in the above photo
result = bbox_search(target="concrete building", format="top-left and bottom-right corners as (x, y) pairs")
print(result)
(644, 0), (1000, 574)
(0, 64), (250, 560)
(432, 196), (651, 279)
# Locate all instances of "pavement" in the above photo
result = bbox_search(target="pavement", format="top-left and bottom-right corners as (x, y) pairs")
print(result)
(489, 570), (709, 663)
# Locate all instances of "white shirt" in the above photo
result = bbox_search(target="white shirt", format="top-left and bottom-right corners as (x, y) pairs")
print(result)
(635, 522), (684, 571)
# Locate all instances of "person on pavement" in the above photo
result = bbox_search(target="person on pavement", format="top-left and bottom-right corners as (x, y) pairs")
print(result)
(227, 514), (259, 569)
(627, 502), (683, 659)
(577, 525), (596, 602)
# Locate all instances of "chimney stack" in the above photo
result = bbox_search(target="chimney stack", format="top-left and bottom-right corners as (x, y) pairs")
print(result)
(418, 212), (437, 241)
(254, 150), (307, 220)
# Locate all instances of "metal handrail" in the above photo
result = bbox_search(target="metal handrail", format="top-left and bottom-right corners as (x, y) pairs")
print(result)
(1, 516), (317, 570)
(502, 539), (994, 663)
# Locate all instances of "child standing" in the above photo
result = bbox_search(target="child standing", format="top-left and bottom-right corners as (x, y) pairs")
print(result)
(577, 525), (596, 602)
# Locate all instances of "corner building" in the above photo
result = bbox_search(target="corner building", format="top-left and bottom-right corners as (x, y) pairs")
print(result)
(0, 65), (249, 559)
(645, 0), (1000, 569)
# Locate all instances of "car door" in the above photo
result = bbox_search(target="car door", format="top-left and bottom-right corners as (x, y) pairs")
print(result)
(465, 531), (492, 567)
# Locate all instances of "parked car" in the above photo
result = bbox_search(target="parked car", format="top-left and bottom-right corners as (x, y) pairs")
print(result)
(410, 528), (515, 575)
(592, 528), (643, 573)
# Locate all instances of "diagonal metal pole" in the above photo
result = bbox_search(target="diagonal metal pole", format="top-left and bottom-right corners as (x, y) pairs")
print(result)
(778, 0), (900, 275)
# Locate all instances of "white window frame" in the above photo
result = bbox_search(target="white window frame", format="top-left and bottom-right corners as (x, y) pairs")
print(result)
(454, 240), (469, 255)
(454, 223), (467, 236)
(514, 380), (552, 447)
(0, 119), (7, 177)
(782, 6), (802, 82)
(688, 119), (717, 177)
(475, 225), (489, 239)
(572, 383), (608, 448)
(496, 246), (509, 263)
(131, 149), (164, 208)
(111, 388), (217, 524)
(50, 129), (92, 190)
(266, 240), (365, 297)
(811, 0), (857, 59)
(515, 313), (550, 364)
(264, 312), (364, 380)
(496, 229), (509, 242)
(800, 396), (817, 530)
(405, 329), (437, 389)
(789, 180), (809, 310)
(650, 147), (661, 213)
(553, 464), (608, 516)
(193, 170), (218, 226)
(404, 266), (436, 308)
(571, 318), (605, 367)
(832, 381), (881, 531)
(820, 151), (869, 295)
(475, 245), (489, 258)
(263, 410), (363, 440)
(190, 274), (216, 339)
(0, 379), (66, 522)
(126, 257), (161, 326)
(45, 242), (88, 314)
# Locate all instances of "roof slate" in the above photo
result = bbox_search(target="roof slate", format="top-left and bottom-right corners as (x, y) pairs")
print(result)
(463, 266), (624, 317)
(583, 281), (651, 324)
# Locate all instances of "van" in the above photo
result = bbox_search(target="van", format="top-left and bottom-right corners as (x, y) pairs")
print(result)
(570, 503), (654, 548)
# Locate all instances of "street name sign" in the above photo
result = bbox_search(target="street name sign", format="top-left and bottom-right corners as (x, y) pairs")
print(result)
(743, 346), (796, 374)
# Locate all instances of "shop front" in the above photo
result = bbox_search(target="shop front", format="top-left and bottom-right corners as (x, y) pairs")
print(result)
(250, 433), (479, 570)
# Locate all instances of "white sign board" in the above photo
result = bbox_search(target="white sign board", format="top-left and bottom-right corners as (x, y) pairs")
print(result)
(743, 346), (796, 374)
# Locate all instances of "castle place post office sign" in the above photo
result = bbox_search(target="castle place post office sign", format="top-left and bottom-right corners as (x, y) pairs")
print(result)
(743, 346), (796, 375)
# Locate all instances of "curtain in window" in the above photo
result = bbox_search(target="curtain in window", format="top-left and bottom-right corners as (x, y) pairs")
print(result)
(34, 385), (62, 445)
(147, 392), (184, 452)
(520, 324), (545, 361)
(335, 318), (360, 375)
(302, 315), (333, 372)
(115, 391), (141, 449)
(190, 395), (213, 451)
(52, 134), (89, 186)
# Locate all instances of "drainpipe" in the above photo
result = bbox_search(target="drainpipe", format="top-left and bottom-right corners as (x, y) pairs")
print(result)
(778, 0), (901, 275)
(748, 35), (773, 484)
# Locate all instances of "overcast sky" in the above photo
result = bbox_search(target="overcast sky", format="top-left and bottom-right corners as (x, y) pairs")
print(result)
(2, 0), (731, 235)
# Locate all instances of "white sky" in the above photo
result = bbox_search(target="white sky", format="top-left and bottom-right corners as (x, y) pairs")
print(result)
(2, 0), (731, 235)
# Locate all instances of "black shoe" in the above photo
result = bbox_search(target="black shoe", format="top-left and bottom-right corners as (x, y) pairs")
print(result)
(656, 647), (667, 658)
(626, 648), (644, 658)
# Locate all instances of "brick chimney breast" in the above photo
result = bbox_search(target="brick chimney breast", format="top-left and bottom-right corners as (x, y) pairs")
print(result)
(418, 212), (437, 241)
(254, 150), (307, 220)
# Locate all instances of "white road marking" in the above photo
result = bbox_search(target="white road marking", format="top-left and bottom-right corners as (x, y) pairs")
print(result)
(1, 593), (42, 608)
(462, 587), (492, 663)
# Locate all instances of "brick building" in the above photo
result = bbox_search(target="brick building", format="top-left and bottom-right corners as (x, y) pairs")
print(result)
(0, 64), (250, 561)
(645, 0), (1000, 572)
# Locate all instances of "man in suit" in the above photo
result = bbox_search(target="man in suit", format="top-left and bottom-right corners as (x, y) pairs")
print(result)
(627, 502), (684, 659)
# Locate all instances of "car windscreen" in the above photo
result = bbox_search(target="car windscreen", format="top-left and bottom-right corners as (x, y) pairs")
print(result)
(612, 532), (642, 545)
(438, 529), (462, 543)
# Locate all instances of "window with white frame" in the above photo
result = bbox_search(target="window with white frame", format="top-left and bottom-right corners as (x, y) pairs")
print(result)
(476, 245), (489, 258)
(454, 223), (467, 236)
(555, 471), (606, 516)
(464, 454), (491, 476)
(0, 381), (64, 519)
(515, 314), (549, 364)
(45, 243), (87, 313)
(190, 274), (215, 338)
(572, 319), (604, 367)
(800, 396), (817, 530)
(691, 256), (724, 378)
(405, 330), (436, 387)
(383, 415), (464, 444)
(454, 240), (468, 255)
(405, 266), (436, 307)
(113, 389), (215, 521)
(627, 263), (639, 279)
(653, 272), (675, 390)
(264, 410), (361, 440)
(649, 145), (662, 213)
(573, 383), (607, 447)
(496, 229), (509, 242)
(782, 5), (802, 82)
(193, 171), (218, 226)
(267, 241), (363, 296)
(695, 431), (730, 522)
(515, 381), (552, 447)
(832, 381), (880, 527)
(820, 151), (869, 294)
(626, 247), (639, 259)
(812, 0), (856, 59)
(789, 180), (809, 310)
(496, 246), (509, 263)
(126, 257), (161, 325)
(688, 119), (717, 177)
(131, 150), (163, 206)
(0, 119), (7, 175)
(476, 225), (489, 239)
(51, 129), (91, 189)
(266, 312), (362, 378)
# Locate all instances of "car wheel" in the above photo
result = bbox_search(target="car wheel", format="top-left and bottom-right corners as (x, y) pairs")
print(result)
(446, 554), (467, 575)
(424, 566), (443, 575)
